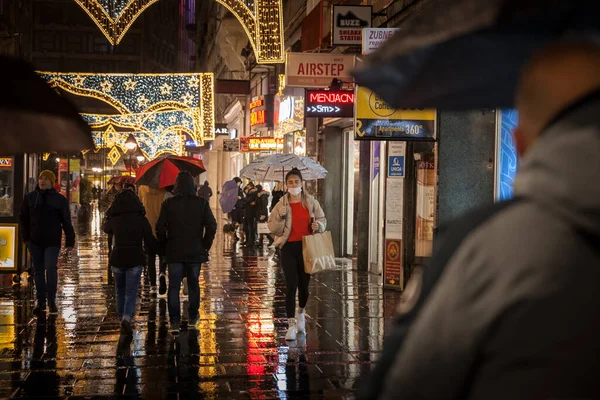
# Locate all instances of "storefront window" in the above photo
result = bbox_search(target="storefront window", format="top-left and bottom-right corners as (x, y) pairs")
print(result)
(0, 157), (14, 217)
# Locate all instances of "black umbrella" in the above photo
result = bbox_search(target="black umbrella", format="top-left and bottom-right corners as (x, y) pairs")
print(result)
(0, 56), (93, 154)
(353, 0), (600, 109)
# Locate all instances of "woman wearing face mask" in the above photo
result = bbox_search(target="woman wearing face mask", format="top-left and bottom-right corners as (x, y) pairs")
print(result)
(268, 168), (326, 341)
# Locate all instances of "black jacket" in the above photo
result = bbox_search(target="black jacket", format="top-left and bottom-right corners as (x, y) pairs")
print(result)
(234, 187), (245, 210)
(103, 190), (157, 269)
(256, 190), (270, 220)
(197, 184), (213, 201)
(270, 190), (284, 212)
(20, 188), (75, 248)
(243, 187), (258, 218)
(156, 173), (217, 264)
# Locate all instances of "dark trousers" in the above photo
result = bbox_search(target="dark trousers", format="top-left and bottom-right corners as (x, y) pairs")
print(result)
(27, 243), (60, 306)
(146, 250), (167, 286)
(167, 263), (201, 323)
(281, 241), (311, 318)
(244, 216), (256, 245)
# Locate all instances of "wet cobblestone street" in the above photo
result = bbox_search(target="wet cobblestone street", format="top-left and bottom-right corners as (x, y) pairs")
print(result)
(0, 206), (400, 399)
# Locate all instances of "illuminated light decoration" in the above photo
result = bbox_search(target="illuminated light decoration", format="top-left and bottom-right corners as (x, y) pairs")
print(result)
(214, 0), (284, 64)
(38, 71), (215, 142)
(201, 74), (215, 140)
(73, 0), (283, 64)
(277, 74), (285, 96)
(276, 97), (304, 137)
(250, 109), (266, 126)
(92, 124), (190, 159)
(108, 146), (121, 166)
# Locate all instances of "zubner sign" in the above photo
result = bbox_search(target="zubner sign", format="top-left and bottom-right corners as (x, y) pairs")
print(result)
(332, 5), (372, 46)
(305, 89), (354, 118)
(362, 28), (399, 55)
(286, 53), (355, 88)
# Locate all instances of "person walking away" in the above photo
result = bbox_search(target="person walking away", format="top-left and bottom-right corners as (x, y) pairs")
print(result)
(230, 177), (245, 241)
(371, 42), (600, 400)
(102, 182), (123, 261)
(255, 184), (274, 247)
(20, 170), (75, 315)
(270, 182), (284, 213)
(268, 168), (326, 341)
(156, 172), (217, 333)
(138, 185), (170, 295)
(103, 190), (157, 336)
(242, 182), (258, 247)
(197, 181), (213, 202)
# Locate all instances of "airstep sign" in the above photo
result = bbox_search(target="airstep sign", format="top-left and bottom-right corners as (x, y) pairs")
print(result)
(285, 53), (355, 88)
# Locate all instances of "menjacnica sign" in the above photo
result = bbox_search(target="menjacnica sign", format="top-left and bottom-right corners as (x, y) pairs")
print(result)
(305, 89), (354, 118)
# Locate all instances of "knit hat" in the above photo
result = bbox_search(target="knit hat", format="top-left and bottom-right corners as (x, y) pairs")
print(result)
(39, 170), (56, 183)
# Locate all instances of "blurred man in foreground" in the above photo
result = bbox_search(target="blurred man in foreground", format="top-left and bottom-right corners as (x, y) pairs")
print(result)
(376, 42), (600, 399)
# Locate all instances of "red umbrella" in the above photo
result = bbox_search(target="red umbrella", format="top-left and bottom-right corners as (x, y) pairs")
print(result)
(134, 156), (206, 188)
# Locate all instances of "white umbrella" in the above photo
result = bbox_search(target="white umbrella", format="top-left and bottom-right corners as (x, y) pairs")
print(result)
(240, 154), (328, 182)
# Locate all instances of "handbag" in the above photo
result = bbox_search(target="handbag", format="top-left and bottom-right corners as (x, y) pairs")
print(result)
(257, 222), (270, 234)
(302, 231), (336, 274)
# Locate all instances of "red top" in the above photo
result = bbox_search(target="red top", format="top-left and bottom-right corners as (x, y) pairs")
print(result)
(288, 202), (311, 242)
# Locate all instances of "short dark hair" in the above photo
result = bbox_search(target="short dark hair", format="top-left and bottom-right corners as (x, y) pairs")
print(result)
(285, 168), (303, 182)
(233, 177), (242, 183)
(256, 184), (263, 192)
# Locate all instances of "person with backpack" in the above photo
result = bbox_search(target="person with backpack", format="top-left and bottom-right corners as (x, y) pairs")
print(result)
(103, 190), (157, 335)
(365, 42), (600, 400)
(156, 172), (217, 333)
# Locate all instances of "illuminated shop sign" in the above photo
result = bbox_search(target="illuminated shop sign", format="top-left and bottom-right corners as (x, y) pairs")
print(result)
(240, 137), (284, 152)
(305, 89), (355, 118)
(185, 140), (202, 148)
(278, 97), (294, 123)
(250, 109), (266, 127)
(0, 158), (12, 168)
(249, 98), (264, 109)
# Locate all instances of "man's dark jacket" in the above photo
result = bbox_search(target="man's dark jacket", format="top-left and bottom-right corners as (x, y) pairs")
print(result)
(103, 190), (157, 268)
(198, 183), (213, 201)
(20, 187), (75, 248)
(243, 187), (258, 218)
(156, 173), (217, 264)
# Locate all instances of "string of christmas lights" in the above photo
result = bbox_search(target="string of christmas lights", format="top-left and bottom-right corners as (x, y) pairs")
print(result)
(73, 0), (284, 63)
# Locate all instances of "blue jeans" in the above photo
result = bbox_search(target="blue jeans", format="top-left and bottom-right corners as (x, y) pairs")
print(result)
(27, 243), (60, 306)
(112, 266), (143, 321)
(167, 263), (201, 323)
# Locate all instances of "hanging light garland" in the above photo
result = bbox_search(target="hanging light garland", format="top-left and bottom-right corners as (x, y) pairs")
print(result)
(74, 0), (284, 63)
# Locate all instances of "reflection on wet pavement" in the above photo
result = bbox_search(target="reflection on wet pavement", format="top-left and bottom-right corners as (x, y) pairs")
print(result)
(0, 204), (400, 399)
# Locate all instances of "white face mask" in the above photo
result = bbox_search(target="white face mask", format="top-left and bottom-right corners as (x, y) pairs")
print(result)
(288, 187), (302, 196)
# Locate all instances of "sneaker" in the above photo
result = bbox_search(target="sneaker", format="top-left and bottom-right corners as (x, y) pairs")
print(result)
(150, 286), (158, 295)
(159, 274), (167, 295)
(48, 302), (58, 314)
(121, 319), (134, 336)
(33, 303), (46, 316)
(188, 316), (199, 327)
(296, 310), (306, 333)
(170, 321), (180, 335)
(285, 318), (297, 341)
(182, 277), (188, 296)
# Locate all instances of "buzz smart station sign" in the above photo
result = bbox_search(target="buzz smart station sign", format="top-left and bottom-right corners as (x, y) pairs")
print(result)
(305, 89), (354, 118)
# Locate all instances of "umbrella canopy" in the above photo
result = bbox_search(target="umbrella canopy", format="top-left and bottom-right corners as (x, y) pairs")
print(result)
(240, 154), (328, 182)
(108, 175), (136, 185)
(220, 179), (240, 214)
(0, 56), (93, 154)
(353, 0), (600, 109)
(134, 156), (206, 188)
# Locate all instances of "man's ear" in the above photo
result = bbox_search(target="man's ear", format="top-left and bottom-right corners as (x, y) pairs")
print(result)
(513, 126), (527, 158)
